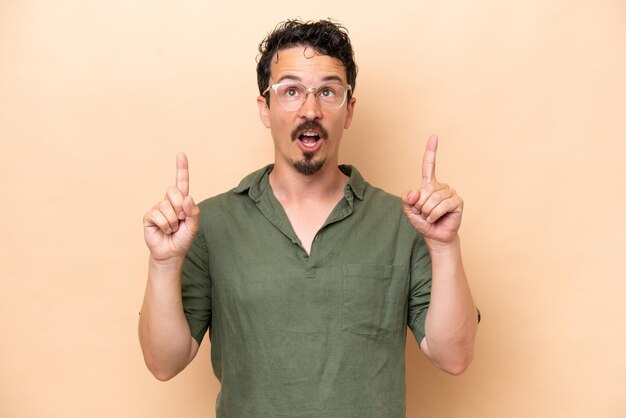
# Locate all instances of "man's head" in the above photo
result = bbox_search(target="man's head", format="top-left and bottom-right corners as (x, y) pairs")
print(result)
(256, 19), (358, 177)
(257, 19), (358, 106)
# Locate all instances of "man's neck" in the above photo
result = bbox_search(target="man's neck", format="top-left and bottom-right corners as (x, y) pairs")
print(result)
(269, 161), (349, 254)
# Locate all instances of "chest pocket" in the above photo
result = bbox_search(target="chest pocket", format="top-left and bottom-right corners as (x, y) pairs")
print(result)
(342, 264), (409, 340)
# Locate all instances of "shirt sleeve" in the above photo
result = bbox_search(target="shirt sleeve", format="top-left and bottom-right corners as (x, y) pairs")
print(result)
(407, 233), (432, 348)
(181, 225), (212, 344)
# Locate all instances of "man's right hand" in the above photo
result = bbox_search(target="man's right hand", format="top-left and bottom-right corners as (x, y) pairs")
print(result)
(143, 153), (200, 261)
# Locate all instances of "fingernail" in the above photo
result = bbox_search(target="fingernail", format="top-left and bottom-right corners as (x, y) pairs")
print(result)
(426, 217), (433, 223)
(412, 207), (420, 215)
(178, 211), (186, 220)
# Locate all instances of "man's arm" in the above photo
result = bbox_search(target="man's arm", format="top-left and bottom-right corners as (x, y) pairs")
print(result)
(138, 153), (201, 381)
(139, 257), (200, 380)
(418, 237), (477, 375)
(402, 135), (478, 375)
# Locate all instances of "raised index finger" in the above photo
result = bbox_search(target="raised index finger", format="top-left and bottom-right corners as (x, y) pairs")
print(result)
(421, 135), (438, 185)
(176, 152), (190, 196)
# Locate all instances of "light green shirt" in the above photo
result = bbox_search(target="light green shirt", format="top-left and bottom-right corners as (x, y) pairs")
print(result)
(182, 165), (432, 418)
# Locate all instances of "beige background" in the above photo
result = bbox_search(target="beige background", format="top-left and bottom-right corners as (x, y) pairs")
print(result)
(1, 0), (625, 417)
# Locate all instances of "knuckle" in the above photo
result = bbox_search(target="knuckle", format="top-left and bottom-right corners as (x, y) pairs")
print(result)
(152, 215), (167, 229)
(159, 199), (173, 210)
(166, 187), (181, 201)
(433, 189), (447, 199)
(165, 209), (178, 224)
(423, 183), (435, 194)
(422, 201), (436, 216)
(430, 204), (446, 220)
(149, 208), (162, 221)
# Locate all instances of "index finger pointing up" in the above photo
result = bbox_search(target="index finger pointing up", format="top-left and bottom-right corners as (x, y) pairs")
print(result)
(421, 135), (438, 185)
(176, 152), (190, 196)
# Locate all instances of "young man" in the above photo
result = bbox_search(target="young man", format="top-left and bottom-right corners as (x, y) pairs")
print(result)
(139, 19), (479, 417)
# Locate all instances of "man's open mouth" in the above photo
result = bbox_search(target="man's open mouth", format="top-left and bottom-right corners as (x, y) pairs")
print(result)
(291, 121), (328, 154)
(298, 130), (322, 149)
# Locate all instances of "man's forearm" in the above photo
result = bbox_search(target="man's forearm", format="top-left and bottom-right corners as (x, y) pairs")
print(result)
(138, 256), (197, 381)
(421, 235), (478, 375)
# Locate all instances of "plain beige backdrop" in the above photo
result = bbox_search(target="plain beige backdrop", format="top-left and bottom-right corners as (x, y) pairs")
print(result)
(1, 1), (625, 417)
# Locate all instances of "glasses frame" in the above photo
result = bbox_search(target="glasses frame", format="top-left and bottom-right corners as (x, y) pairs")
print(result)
(262, 81), (352, 111)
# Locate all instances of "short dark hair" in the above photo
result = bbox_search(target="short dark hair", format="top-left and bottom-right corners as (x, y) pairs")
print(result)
(256, 19), (358, 105)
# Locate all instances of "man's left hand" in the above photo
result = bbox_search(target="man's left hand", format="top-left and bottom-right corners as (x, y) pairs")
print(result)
(401, 135), (463, 246)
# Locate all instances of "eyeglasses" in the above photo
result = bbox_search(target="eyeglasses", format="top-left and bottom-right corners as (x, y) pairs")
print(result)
(263, 81), (352, 111)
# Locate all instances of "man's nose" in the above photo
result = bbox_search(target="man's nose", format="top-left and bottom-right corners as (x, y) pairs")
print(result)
(298, 92), (323, 119)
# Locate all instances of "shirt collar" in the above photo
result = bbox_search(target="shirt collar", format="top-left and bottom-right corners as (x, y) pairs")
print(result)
(339, 165), (365, 200)
(232, 165), (273, 202)
(233, 164), (366, 201)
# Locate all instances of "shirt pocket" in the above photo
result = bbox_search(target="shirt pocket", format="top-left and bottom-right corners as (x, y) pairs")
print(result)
(341, 264), (409, 340)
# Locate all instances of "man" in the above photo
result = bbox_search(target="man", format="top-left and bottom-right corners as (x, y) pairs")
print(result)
(139, 19), (479, 417)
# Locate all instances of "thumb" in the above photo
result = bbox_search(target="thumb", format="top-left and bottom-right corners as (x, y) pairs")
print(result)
(182, 196), (200, 234)
(401, 190), (420, 206)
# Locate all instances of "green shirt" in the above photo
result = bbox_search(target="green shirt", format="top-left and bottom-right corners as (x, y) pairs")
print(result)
(182, 165), (432, 418)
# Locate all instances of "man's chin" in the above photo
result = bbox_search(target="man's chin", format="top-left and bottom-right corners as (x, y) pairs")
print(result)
(292, 156), (325, 176)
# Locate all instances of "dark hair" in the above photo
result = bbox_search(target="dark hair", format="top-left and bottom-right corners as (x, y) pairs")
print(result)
(256, 19), (358, 105)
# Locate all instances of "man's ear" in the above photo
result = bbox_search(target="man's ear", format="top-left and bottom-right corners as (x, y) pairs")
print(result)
(257, 96), (271, 128)
(343, 96), (356, 129)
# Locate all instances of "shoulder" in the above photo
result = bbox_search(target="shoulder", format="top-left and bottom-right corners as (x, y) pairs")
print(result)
(195, 165), (271, 219)
(363, 182), (401, 206)
(364, 184), (416, 233)
(348, 169), (419, 239)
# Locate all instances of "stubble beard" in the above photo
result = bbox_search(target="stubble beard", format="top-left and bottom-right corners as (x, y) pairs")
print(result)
(292, 152), (326, 176)
(290, 119), (329, 176)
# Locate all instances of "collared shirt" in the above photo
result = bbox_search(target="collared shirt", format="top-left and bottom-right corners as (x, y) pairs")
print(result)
(182, 165), (432, 418)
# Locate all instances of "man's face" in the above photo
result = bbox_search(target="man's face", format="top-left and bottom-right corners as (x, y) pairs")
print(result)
(257, 46), (356, 176)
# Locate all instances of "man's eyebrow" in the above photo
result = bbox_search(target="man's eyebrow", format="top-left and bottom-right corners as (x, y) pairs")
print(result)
(274, 74), (346, 84)
(320, 75), (345, 83)
(275, 74), (302, 83)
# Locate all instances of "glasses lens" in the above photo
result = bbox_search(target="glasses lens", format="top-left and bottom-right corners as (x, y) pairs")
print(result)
(276, 83), (306, 110)
(316, 84), (346, 108)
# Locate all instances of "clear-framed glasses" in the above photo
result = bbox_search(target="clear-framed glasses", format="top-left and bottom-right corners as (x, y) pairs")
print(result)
(263, 81), (352, 111)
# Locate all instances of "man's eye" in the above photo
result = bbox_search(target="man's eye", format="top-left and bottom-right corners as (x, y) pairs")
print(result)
(284, 88), (301, 97)
(318, 88), (336, 98)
